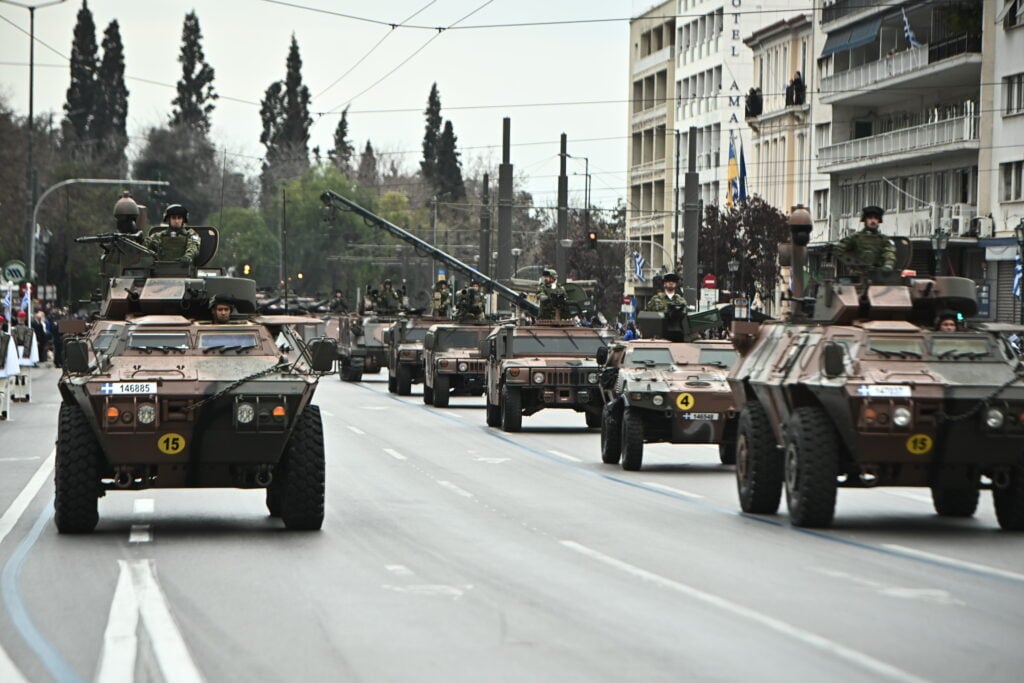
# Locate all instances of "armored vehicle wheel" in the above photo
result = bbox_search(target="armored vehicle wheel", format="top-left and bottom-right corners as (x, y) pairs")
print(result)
(784, 406), (839, 528)
(485, 396), (502, 427)
(397, 366), (412, 396)
(501, 385), (522, 432)
(388, 374), (397, 393)
(266, 484), (282, 517)
(931, 485), (979, 518)
(994, 466), (1024, 530)
(621, 407), (644, 471)
(339, 364), (351, 381)
(585, 410), (601, 429)
(422, 383), (434, 404)
(350, 370), (363, 382)
(278, 405), (326, 531)
(433, 376), (450, 407)
(55, 402), (101, 534)
(736, 401), (783, 514)
(600, 398), (623, 464)
(719, 442), (737, 466)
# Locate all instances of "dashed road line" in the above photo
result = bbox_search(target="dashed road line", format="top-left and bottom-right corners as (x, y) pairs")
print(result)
(129, 525), (152, 544)
(642, 482), (705, 499)
(547, 449), (582, 463)
(385, 564), (414, 576)
(347, 425), (366, 435)
(383, 448), (407, 461)
(881, 544), (1024, 584)
(436, 480), (474, 498)
(0, 457), (41, 463)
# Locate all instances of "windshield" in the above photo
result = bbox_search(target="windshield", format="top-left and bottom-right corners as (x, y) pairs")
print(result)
(128, 332), (190, 351)
(93, 330), (120, 353)
(513, 333), (608, 356)
(404, 328), (429, 343)
(438, 329), (487, 350)
(931, 336), (991, 360)
(626, 348), (675, 367)
(198, 333), (260, 352)
(866, 337), (925, 359)
(698, 348), (738, 367)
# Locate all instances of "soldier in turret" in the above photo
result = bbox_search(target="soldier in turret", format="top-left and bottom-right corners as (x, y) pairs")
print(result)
(329, 289), (349, 314)
(432, 279), (452, 317)
(646, 273), (687, 311)
(147, 204), (200, 265)
(837, 205), (896, 279)
(376, 279), (401, 314)
(537, 268), (567, 320)
(455, 280), (486, 322)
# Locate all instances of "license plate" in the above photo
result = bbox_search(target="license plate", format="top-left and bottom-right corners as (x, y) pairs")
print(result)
(856, 385), (911, 397)
(100, 382), (157, 395)
(681, 412), (719, 421)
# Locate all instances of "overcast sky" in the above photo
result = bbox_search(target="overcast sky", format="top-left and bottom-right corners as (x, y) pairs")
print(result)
(0, 0), (661, 216)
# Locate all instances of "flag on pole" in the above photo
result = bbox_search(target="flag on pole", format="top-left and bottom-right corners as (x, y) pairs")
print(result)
(1015, 251), (1022, 300)
(726, 138), (740, 207)
(902, 8), (921, 49)
(20, 283), (31, 313)
(2, 287), (11, 320)
(738, 143), (748, 203)
(633, 251), (646, 281)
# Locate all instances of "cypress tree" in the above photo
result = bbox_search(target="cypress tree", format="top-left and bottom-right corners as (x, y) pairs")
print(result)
(329, 106), (354, 175)
(436, 120), (465, 200)
(259, 35), (311, 208)
(281, 35), (311, 156)
(357, 140), (378, 188)
(93, 19), (129, 169)
(63, 0), (98, 145)
(420, 83), (442, 185)
(170, 11), (217, 132)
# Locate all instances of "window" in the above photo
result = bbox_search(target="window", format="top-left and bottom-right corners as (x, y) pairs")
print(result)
(1003, 161), (1024, 201)
(1005, 0), (1020, 29)
(814, 189), (829, 220)
(1005, 73), (1024, 115)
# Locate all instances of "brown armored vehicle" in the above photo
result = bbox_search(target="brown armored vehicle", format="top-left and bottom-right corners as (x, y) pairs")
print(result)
(57, 229), (336, 533)
(597, 314), (738, 470)
(384, 315), (437, 395)
(728, 208), (1024, 529)
(483, 322), (613, 432)
(422, 323), (491, 407)
(332, 313), (397, 381)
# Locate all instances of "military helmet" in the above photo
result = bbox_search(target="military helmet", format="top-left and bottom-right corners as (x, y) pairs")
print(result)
(435, 279), (448, 290)
(542, 268), (558, 279)
(113, 192), (140, 219)
(383, 278), (392, 286)
(209, 294), (236, 310)
(861, 205), (884, 222)
(163, 204), (189, 222)
(662, 273), (680, 283)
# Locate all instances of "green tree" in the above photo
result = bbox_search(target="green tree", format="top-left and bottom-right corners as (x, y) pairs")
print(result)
(63, 0), (98, 151)
(206, 207), (277, 284)
(92, 19), (128, 172)
(436, 120), (465, 200)
(259, 35), (312, 209)
(170, 11), (217, 132)
(420, 82), (442, 186)
(328, 106), (354, 175)
(133, 125), (218, 223)
(357, 140), (378, 188)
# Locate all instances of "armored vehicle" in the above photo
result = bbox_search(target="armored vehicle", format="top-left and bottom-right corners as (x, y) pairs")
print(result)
(483, 323), (613, 432)
(333, 313), (397, 381)
(729, 208), (1024, 529)
(384, 315), (437, 395)
(422, 323), (492, 406)
(57, 228), (336, 533)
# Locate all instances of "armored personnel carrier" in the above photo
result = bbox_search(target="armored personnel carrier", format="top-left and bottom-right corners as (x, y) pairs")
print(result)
(597, 308), (738, 470)
(422, 322), (492, 407)
(333, 313), (397, 381)
(384, 315), (438, 395)
(729, 208), (1024, 529)
(57, 225), (336, 533)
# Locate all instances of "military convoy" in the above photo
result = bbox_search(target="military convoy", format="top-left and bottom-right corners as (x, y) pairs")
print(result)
(57, 221), (336, 534)
(384, 316), (437, 395)
(422, 323), (491, 406)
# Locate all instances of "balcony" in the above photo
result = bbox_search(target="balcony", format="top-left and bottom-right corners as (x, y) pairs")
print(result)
(818, 115), (979, 172)
(631, 103), (668, 131)
(821, 35), (982, 107)
(821, 0), (883, 30)
(629, 159), (667, 184)
(632, 45), (674, 76)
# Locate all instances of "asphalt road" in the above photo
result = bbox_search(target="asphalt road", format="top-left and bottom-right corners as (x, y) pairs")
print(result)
(1, 368), (1023, 682)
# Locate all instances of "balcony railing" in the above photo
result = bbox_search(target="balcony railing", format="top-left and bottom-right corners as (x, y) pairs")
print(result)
(822, 0), (881, 25)
(929, 33), (981, 62)
(818, 115), (979, 170)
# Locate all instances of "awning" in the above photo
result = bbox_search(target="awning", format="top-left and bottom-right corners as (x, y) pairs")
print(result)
(820, 17), (882, 58)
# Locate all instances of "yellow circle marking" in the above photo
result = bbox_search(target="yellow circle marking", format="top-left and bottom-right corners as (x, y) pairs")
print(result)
(158, 432), (187, 455)
(905, 434), (933, 455)
(675, 392), (696, 411)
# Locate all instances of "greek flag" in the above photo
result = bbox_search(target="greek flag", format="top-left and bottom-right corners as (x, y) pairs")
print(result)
(633, 251), (646, 282)
(1015, 251), (1022, 300)
(2, 287), (11, 319)
(902, 8), (921, 49)
(20, 283), (31, 313)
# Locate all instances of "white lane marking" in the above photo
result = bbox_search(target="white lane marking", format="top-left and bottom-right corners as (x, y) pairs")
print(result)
(347, 425), (366, 435)
(445, 412), (463, 419)
(547, 449), (582, 463)
(437, 480), (474, 498)
(0, 448), (54, 683)
(475, 457), (510, 464)
(562, 541), (927, 683)
(129, 525), (152, 544)
(882, 544), (1024, 584)
(642, 481), (705, 499)
(362, 406), (387, 411)
(385, 564), (414, 577)
(381, 584), (471, 598)
(383, 448), (407, 461)
(883, 490), (932, 504)
(814, 568), (964, 606)
(130, 560), (204, 683)
(96, 561), (140, 683)
(0, 457), (41, 463)
(133, 498), (155, 514)
(320, 409), (335, 417)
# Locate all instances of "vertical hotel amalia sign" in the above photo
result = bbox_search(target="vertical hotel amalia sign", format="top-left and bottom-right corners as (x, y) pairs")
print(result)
(727, 0), (743, 125)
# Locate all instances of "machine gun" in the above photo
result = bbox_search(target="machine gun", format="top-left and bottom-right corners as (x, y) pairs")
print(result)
(76, 232), (156, 278)
(636, 303), (722, 342)
(321, 190), (541, 317)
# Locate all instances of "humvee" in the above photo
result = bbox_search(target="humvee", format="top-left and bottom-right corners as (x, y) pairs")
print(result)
(422, 323), (492, 407)
(383, 315), (437, 395)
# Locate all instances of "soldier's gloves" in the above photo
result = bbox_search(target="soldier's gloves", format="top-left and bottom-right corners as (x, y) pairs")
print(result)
(881, 265), (893, 273)
(178, 256), (192, 265)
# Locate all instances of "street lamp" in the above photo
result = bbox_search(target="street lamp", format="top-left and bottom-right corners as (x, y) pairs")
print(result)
(511, 247), (522, 275)
(727, 257), (740, 294)
(931, 229), (950, 276)
(1, 0), (67, 275)
(1015, 220), (1024, 324)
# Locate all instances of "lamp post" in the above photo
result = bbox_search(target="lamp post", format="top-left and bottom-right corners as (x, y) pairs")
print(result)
(511, 247), (522, 276)
(1015, 221), (1024, 324)
(931, 229), (950, 276)
(727, 257), (740, 295)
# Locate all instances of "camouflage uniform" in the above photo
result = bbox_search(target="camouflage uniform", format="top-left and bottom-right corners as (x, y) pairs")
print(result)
(376, 287), (401, 313)
(837, 228), (896, 275)
(646, 291), (688, 312)
(329, 295), (349, 313)
(432, 287), (452, 317)
(146, 227), (201, 263)
(536, 282), (568, 319)
(454, 288), (485, 322)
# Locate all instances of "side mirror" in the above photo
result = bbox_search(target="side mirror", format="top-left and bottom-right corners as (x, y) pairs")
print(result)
(596, 346), (609, 365)
(382, 329), (392, 345)
(307, 337), (338, 373)
(822, 341), (846, 378)
(424, 332), (435, 350)
(64, 338), (91, 374)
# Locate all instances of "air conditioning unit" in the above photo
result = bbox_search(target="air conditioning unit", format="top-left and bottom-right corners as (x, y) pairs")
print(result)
(950, 204), (976, 236)
(972, 216), (994, 237)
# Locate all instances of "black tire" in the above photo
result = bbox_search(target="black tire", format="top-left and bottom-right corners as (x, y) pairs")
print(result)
(266, 484), (282, 517)
(501, 385), (522, 432)
(422, 382), (434, 405)
(994, 466), (1024, 531)
(397, 365), (412, 396)
(350, 370), (363, 382)
(278, 405), (326, 531)
(339, 364), (351, 381)
(433, 376), (450, 407)
(621, 407), (644, 471)
(585, 410), (601, 429)
(486, 395), (502, 427)
(931, 486), (979, 518)
(736, 401), (783, 514)
(600, 399), (623, 465)
(784, 406), (839, 528)
(54, 402), (101, 534)
(388, 373), (397, 393)
(719, 442), (737, 465)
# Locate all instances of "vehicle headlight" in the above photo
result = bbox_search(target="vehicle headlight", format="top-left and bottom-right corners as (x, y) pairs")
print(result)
(893, 406), (912, 427)
(587, 372), (599, 384)
(137, 404), (156, 425)
(533, 371), (546, 384)
(986, 408), (1005, 429)
(458, 362), (469, 372)
(236, 402), (256, 424)
(652, 394), (665, 407)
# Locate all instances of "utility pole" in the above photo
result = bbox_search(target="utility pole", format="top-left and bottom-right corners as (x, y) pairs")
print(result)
(479, 173), (491, 277)
(673, 129), (681, 269)
(682, 126), (700, 304)
(557, 134), (568, 280)
(281, 188), (288, 313)
(496, 118), (513, 281)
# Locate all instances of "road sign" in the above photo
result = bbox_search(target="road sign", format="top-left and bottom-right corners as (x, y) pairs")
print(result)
(2, 260), (27, 282)
(702, 273), (717, 289)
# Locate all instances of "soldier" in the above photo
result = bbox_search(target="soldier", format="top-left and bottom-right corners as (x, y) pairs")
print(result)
(646, 273), (687, 312)
(0, 315), (18, 419)
(147, 204), (200, 265)
(210, 296), (235, 324)
(455, 280), (486, 322)
(329, 289), (349, 314)
(935, 310), (960, 332)
(376, 279), (401, 314)
(432, 279), (452, 317)
(536, 268), (567, 320)
(837, 205), (896, 278)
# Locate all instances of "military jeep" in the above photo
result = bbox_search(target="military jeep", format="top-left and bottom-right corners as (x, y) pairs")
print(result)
(422, 323), (492, 406)
(384, 316), (437, 395)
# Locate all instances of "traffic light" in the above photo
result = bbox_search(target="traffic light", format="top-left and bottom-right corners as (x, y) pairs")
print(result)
(587, 230), (598, 249)
(242, 262), (252, 276)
